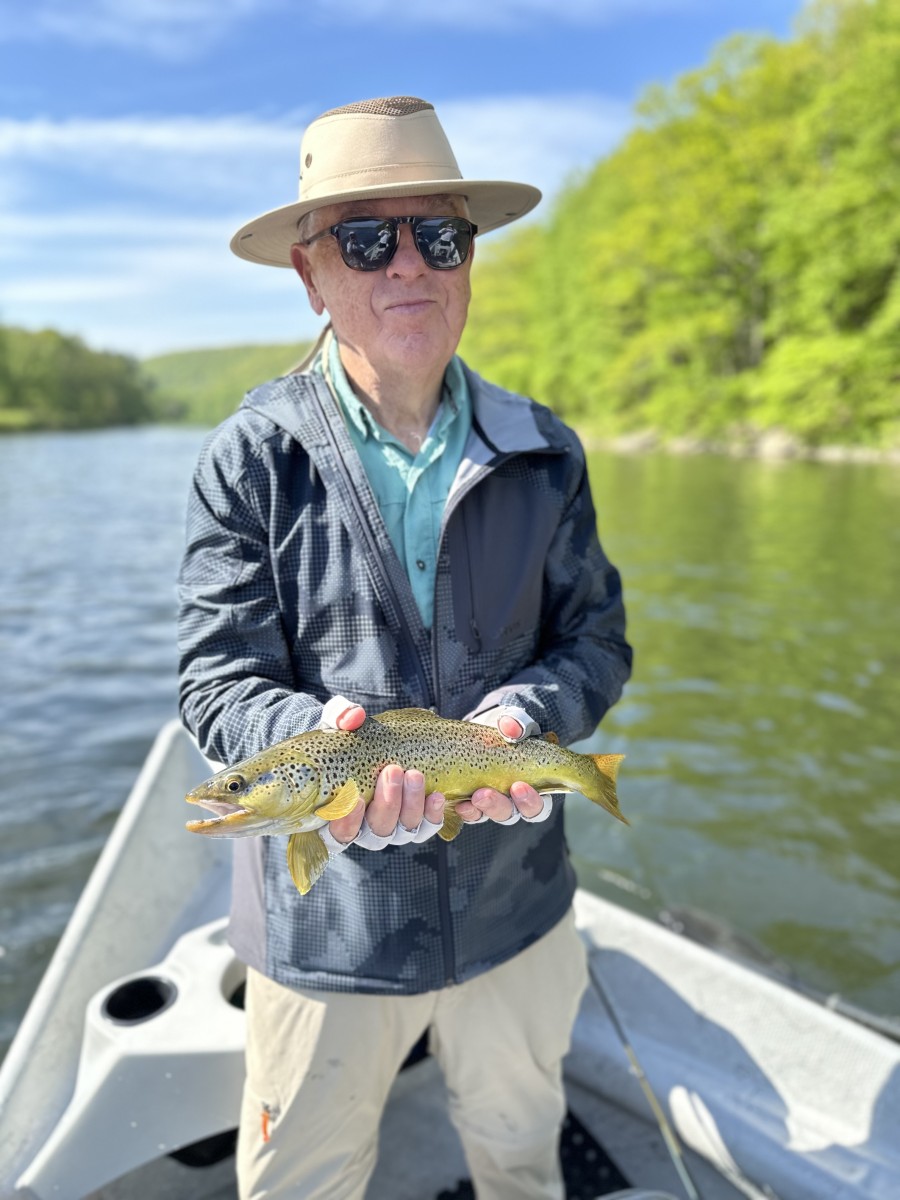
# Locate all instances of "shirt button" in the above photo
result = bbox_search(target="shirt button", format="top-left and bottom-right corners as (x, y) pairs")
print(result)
(416, 559), (427, 571)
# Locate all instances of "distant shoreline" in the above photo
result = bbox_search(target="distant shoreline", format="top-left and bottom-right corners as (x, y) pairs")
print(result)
(3, 420), (900, 466)
(580, 428), (900, 466)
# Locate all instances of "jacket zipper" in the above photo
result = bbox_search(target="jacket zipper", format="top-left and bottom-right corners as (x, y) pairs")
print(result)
(430, 453), (509, 986)
(313, 379), (466, 984)
(430, 551), (456, 985)
(309, 383), (433, 706)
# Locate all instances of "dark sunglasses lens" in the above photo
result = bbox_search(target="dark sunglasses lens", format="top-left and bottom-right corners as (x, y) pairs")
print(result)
(415, 219), (473, 269)
(337, 220), (398, 270)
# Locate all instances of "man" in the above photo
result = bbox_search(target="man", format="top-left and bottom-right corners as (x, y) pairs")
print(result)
(178, 95), (631, 1200)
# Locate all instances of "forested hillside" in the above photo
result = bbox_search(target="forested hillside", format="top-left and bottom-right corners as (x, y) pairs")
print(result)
(460, 0), (900, 448)
(142, 341), (311, 426)
(0, 328), (310, 432)
(0, 326), (154, 431)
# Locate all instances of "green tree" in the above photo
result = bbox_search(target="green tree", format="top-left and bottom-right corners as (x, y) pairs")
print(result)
(0, 326), (155, 431)
(463, 0), (900, 448)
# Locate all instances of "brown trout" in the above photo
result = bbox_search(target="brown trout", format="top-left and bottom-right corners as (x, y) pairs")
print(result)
(185, 708), (625, 894)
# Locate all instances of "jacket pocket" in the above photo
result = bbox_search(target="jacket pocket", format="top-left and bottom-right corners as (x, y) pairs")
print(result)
(448, 475), (558, 651)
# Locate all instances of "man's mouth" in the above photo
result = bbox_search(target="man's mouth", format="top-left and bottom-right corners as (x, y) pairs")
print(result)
(386, 297), (434, 312)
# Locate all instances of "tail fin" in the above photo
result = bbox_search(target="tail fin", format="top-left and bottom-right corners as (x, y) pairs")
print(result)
(588, 754), (628, 825)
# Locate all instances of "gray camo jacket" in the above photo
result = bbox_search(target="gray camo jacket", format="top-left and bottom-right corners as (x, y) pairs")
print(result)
(177, 362), (632, 994)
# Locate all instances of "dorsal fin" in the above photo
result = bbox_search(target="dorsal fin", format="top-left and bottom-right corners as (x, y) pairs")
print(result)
(377, 707), (439, 723)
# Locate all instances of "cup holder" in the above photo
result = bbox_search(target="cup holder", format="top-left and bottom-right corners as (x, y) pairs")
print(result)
(101, 975), (178, 1025)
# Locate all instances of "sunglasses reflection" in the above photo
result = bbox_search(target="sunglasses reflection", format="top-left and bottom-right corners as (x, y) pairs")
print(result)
(362, 227), (394, 262)
(426, 225), (463, 266)
(329, 217), (474, 271)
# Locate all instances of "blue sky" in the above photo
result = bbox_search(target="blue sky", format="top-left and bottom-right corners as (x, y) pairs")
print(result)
(1, 0), (806, 359)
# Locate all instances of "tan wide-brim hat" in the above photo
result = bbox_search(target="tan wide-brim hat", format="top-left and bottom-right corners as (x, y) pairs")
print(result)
(230, 96), (542, 268)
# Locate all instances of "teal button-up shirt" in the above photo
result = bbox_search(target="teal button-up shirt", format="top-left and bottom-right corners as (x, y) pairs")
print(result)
(313, 331), (472, 629)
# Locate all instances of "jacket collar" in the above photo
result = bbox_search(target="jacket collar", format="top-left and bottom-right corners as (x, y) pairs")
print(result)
(459, 361), (557, 456)
(240, 358), (562, 459)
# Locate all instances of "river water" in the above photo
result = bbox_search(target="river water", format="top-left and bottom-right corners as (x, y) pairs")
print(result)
(0, 427), (898, 1060)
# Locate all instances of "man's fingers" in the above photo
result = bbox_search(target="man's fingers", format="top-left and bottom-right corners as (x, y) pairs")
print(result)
(454, 798), (482, 823)
(497, 714), (525, 741)
(469, 787), (516, 822)
(327, 799), (366, 845)
(366, 763), (404, 836)
(335, 704), (367, 731)
(424, 791), (445, 825)
(462, 782), (544, 823)
(328, 770), (444, 845)
(398, 769), (426, 831)
(509, 780), (543, 819)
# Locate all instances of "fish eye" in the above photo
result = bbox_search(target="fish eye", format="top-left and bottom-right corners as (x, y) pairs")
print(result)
(224, 775), (245, 794)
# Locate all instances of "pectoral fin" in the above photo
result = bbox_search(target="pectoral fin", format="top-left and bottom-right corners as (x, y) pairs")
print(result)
(287, 832), (330, 894)
(317, 779), (363, 821)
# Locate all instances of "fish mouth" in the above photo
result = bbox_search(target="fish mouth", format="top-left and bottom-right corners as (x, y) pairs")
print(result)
(185, 792), (266, 835)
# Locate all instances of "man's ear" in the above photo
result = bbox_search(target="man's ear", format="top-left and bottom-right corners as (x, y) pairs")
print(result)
(290, 243), (325, 316)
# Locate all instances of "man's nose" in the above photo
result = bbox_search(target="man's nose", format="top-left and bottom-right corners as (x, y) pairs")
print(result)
(387, 224), (425, 275)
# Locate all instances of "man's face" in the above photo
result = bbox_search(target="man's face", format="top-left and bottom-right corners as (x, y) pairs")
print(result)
(290, 195), (473, 384)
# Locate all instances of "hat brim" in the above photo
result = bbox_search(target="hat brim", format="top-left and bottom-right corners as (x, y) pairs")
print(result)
(230, 179), (541, 267)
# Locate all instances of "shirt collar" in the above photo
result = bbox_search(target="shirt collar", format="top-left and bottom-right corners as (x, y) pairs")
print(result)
(323, 327), (465, 447)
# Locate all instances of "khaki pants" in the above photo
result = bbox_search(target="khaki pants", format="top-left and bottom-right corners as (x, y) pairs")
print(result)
(237, 908), (588, 1200)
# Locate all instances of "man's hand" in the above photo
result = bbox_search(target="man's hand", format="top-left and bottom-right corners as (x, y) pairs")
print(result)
(456, 779), (544, 825)
(320, 700), (444, 846)
(497, 713), (526, 741)
(321, 698), (366, 733)
(328, 761), (446, 845)
(456, 705), (548, 825)
(319, 698), (549, 842)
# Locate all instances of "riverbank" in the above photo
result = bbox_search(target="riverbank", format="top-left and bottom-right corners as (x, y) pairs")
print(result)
(582, 427), (900, 465)
(4, 416), (900, 466)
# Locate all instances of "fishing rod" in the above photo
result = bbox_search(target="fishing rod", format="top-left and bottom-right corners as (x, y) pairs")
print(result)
(587, 960), (782, 1200)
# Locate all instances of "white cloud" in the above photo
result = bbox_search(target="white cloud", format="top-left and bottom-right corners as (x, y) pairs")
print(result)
(0, 114), (297, 157)
(0, 94), (634, 355)
(0, 114), (307, 209)
(306, 0), (702, 27)
(439, 94), (633, 204)
(1, 0), (288, 60)
(0, 97), (631, 215)
(0, 211), (316, 355)
(2, 0), (712, 57)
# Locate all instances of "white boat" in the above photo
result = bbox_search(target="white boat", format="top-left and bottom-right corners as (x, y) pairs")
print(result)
(1, 719), (898, 1200)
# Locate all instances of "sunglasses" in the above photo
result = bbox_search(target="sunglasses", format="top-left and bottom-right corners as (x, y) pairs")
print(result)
(300, 216), (477, 272)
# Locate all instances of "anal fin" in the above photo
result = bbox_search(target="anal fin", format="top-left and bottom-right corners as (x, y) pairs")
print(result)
(438, 807), (463, 842)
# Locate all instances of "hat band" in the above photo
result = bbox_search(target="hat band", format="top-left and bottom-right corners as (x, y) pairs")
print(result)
(301, 162), (464, 203)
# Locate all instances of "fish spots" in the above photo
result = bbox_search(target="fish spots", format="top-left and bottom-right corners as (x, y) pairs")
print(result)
(187, 708), (624, 879)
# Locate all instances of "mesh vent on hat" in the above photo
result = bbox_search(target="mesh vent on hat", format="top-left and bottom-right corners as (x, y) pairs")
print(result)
(321, 97), (434, 118)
